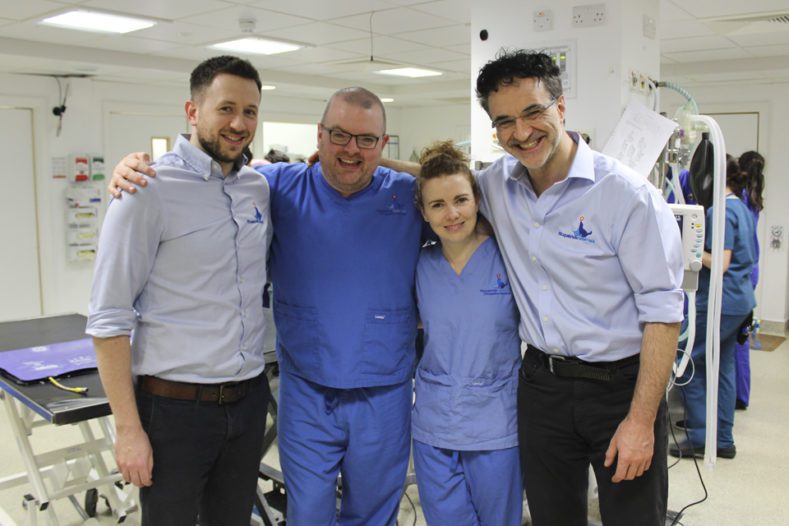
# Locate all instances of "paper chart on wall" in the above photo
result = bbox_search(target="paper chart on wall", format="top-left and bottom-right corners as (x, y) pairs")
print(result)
(602, 100), (677, 177)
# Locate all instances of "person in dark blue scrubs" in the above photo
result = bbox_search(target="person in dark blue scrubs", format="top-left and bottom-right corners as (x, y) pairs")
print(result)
(412, 141), (522, 525)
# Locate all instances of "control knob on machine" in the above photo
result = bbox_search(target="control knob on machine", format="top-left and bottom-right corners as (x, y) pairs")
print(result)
(689, 260), (702, 272)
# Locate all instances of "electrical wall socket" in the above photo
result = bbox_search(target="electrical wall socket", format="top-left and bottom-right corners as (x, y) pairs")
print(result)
(572, 3), (607, 28)
(533, 9), (554, 32)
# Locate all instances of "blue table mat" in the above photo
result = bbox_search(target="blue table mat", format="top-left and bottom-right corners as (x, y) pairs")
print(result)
(0, 338), (96, 384)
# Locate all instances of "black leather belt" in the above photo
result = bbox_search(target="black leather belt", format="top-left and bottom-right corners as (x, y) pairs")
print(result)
(138, 375), (256, 405)
(524, 345), (639, 382)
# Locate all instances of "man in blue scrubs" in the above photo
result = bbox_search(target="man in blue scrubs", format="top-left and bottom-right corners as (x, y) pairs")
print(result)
(474, 50), (684, 526)
(109, 87), (422, 525)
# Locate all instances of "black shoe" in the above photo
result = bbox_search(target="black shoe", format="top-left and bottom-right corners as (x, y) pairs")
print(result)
(669, 441), (736, 459)
(736, 400), (748, 410)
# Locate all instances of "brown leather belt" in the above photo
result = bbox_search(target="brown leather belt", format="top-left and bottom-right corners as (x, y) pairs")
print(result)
(138, 375), (255, 405)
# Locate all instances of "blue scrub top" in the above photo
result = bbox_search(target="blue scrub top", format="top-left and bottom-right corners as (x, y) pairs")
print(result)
(260, 162), (423, 389)
(413, 237), (521, 451)
(697, 195), (756, 315)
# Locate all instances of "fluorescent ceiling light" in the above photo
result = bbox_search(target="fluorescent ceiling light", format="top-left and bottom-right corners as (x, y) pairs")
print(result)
(261, 85), (277, 91)
(210, 37), (301, 55)
(40, 10), (156, 34)
(381, 98), (395, 103)
(376, 67), (442, 78)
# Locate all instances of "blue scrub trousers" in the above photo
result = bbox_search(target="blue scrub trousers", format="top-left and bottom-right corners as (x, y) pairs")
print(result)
(278, 372), (411, 526)
(682, 311), (747, 449)
(412, 440), (522, 526)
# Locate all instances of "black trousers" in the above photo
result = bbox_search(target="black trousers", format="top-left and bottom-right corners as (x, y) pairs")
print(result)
(136, 373), (271, 526)
(518, 353), (668, 526)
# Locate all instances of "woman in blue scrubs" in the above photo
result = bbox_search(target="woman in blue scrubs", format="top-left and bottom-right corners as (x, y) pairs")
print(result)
(412, 141), (522, 525)
(734, 151), (765, 409)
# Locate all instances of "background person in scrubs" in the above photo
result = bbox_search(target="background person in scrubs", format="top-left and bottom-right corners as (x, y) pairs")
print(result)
(412, 141), (522, 525)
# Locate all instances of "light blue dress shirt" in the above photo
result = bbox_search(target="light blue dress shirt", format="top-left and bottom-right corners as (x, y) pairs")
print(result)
(476, 133), (684, 362)
(413, 238), (520, 450)
(87, 135), (272, 383)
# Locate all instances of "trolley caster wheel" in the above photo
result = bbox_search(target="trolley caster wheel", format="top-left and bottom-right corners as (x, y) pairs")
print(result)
(85, 488), (99, 517)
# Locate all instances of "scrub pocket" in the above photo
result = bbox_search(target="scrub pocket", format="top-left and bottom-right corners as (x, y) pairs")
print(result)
(457, 373), (518, 441)
(412, 368), (456, 439)
(361, 307), (416, 376)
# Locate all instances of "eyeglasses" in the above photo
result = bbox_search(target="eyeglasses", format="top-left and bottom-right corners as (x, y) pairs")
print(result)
(320, 124), (382, 149)
(491, 98), (557, 130)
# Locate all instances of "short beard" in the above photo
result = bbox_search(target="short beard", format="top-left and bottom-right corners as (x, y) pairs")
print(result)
(198, 133), (242, 165)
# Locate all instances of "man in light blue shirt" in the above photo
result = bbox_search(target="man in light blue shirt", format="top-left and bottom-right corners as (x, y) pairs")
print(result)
(87, 56), (272, 525)
(475, 50), (683, 526)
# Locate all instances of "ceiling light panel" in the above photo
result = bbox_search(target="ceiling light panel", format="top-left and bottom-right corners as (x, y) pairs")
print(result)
(40, 10), (156, 34)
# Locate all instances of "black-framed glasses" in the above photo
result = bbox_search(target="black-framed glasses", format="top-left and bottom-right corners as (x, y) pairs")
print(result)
(491, 98), (557, 130)
(320, 124), (382, 149)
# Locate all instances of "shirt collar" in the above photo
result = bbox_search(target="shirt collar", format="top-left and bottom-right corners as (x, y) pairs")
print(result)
(507, 130), (596, 187)
(172, 134), (245, 181)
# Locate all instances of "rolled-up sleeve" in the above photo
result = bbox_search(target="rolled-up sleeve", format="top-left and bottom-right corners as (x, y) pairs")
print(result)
(86, 186), (163, 338)
(618, 185), (685, 324)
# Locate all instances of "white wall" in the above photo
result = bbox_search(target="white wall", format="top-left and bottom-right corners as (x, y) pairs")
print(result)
(660, 81), (789, 325)
(387, 103), (470, 161)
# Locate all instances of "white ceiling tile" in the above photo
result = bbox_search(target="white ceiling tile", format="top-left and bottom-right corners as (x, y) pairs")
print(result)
(675, 0), (789, 19)
(427, 58), (469, 73)
(79, 34), (184, 54)
(408, 0), (471, 23)
(329, 7), (456, 35)
(728, 31), (789, 47)
(229, 0), (398, 21)
(131, 21), (239, 45)
(661, 35), (737, 53)
(394, 24), (470, 47)
(660, 0), (697, 21)
(328, 35), (428, 56)
(81, 0), (233, 20)
(0, 20), (100, 44)
(745, 43), (789, 57)
(181, 6), (310, 32)
(662, 47), (751, 63)
(389, 47), (466, 66)
(0, 0), (64, 20)
(263, 21), (370, 46)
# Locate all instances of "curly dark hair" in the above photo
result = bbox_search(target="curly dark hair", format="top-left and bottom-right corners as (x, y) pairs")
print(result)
(190, 56), (262, 99)
(476, 49), (563, 113)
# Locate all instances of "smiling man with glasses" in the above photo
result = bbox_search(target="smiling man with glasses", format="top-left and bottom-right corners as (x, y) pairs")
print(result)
(472, 50), (683, 526)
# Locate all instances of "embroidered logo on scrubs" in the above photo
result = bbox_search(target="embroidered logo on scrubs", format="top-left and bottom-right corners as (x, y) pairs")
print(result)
(377, 193), (407, 215)
(247, 205), (265, 224)
(480, 272), (512, 295)
(558, 215), (595, 244)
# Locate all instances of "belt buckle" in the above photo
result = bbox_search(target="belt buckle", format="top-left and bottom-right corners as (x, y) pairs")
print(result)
(547, 354), (565, 374)
(217, 384), (226, 405)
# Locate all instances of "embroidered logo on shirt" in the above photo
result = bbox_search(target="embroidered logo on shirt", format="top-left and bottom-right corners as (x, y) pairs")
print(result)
(377, 194), (407, 215)
(480, 273), (512, 295)
(558, 215), (595, 244)
(247, 205), (265, 224)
